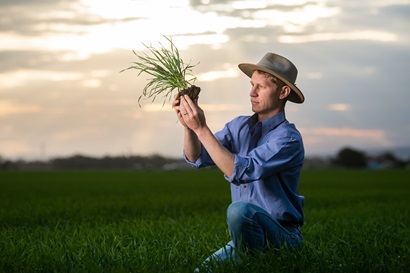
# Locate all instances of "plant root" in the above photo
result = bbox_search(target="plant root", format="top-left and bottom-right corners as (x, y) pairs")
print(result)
(178, 85), (201, 102)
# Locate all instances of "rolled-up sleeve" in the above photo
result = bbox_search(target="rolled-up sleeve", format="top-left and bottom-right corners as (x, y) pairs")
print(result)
(183, 121), (234, 169)
(183, 145), (215, 168)
(224, 155), (248, 185)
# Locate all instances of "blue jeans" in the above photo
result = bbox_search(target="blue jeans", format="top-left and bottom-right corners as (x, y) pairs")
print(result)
(202, 201), (302, 263)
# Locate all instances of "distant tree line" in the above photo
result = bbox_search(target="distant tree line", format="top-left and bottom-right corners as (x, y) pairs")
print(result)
(305, 147), (409, 169)
(0, 154), (189, 171)
(0, 147), (409, 170)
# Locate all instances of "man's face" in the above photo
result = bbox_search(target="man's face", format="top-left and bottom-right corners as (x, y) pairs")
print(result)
(249, 71), (286, 121)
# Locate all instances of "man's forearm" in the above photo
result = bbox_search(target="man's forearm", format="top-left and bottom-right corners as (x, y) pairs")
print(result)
(184, 127), (202, 163)
(177, 94), (234, 176)
(195, 126), (235, 178)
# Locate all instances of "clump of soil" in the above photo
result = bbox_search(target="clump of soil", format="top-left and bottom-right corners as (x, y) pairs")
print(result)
(177, 85), (201, 102)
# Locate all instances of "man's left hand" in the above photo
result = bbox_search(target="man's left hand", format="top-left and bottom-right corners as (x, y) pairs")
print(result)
(180, 95), (206, 133)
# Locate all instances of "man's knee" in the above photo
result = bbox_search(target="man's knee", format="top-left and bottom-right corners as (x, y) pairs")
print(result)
(227, 201), (253, 227)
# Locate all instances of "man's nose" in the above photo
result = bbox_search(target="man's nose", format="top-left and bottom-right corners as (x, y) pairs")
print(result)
(249, 86), (257, 97)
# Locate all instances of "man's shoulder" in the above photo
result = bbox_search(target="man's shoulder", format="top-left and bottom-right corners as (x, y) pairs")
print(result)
(275, 121), (303, 141)
(233, 115), (252, 122)
(227, 115), (252, 126)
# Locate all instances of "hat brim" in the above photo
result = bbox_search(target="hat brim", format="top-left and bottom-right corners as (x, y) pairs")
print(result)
(238, 63), (305, 104)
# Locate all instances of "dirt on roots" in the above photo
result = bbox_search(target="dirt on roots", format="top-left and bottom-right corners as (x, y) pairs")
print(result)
(177, 85), (201, 102)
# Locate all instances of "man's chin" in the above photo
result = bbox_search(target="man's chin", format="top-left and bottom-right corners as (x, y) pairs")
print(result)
(251, 106), (260, 113)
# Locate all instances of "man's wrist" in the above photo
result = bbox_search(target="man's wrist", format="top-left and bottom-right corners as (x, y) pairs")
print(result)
(194, 126), (211, 140)
(185, 127), (195, 134)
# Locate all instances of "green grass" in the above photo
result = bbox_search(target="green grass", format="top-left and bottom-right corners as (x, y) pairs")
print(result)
(0, 169), (409, 272)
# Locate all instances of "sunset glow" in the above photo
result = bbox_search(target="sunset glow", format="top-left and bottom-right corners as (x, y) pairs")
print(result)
(1, 0), (409, 159)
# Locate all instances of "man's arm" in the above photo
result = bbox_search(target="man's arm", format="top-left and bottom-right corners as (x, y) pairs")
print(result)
(179, 95), (235, 177)
(183, 127), (202, 163)
(173, 96), (202, 163)
(194, 125), (235, 178)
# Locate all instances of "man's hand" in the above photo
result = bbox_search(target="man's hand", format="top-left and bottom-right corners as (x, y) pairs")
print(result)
(179, 95), (206, 133)
(172, 95), (189, 128)
(173, 94), (202, 163)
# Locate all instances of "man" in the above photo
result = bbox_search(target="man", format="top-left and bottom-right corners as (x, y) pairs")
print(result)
(173, 52), (305, 267)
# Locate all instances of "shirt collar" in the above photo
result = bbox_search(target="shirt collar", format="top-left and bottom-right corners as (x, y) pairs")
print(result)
(247, 110), (287, 135)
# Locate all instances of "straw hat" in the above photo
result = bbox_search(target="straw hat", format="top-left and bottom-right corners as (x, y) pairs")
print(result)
(238, 53), (304, 103)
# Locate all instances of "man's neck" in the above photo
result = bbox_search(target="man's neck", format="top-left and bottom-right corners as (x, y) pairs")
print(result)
(257, 107), (285, 122)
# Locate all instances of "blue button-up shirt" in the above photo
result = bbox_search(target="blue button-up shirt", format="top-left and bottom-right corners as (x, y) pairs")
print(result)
(184, 110), (305, 226)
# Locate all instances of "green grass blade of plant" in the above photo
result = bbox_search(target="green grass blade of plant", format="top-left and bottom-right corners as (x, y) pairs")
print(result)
(151, 46), (187, 89)
(122, 35), (199, 106)
(138, 79), (175, 106)
(144, 43), (183, 78)
(162, 36), (183, 74)
(135, 51), (186, 92)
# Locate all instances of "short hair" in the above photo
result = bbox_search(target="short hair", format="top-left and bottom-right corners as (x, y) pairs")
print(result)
(256, 70), (286, 90)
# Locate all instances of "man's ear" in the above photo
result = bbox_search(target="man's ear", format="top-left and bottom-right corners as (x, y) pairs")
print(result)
(280, 86), (291, 100)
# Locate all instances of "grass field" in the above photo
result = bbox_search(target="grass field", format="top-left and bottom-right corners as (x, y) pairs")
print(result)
(0, 169), (409, 272)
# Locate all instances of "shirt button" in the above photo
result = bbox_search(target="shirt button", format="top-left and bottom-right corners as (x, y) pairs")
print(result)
(243, 185), (247, 188)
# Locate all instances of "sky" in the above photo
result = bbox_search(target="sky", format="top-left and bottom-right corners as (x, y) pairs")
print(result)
(1, 0), (410, 160)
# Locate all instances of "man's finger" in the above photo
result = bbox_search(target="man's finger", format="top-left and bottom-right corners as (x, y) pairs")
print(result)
(184, 95), (198, 110)
(181, 96), (192, 113)
(180, 99), (190, 116)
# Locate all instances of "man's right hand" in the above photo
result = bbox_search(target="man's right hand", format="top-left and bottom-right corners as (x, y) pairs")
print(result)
(172, 95), (189, 128)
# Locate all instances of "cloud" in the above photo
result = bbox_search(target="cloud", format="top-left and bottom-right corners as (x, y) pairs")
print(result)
(327, 104), (350, 111)
(84, 98), (136, 106)
(201, 104), (246, 112)
(279, 31), (398, 43)
(142, 104), (174, 112)
(300, 127), (390, 150)
(0, 101), (42, 117)
(197, 68), (239, 82)
(0, 0), (143, 35)
(301, 127), (385, 138)
(82, 79), (102, 88)
(141, 103), (245, 112)
(52, 127), (109, 142)
(0, 0), (409, 160)
(0, 70), (82, 88)
(305, 72), (323, 80)
(300, 127), (392, 155)
(0, 0), (348, 57)
(0, 140), (31, 157)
